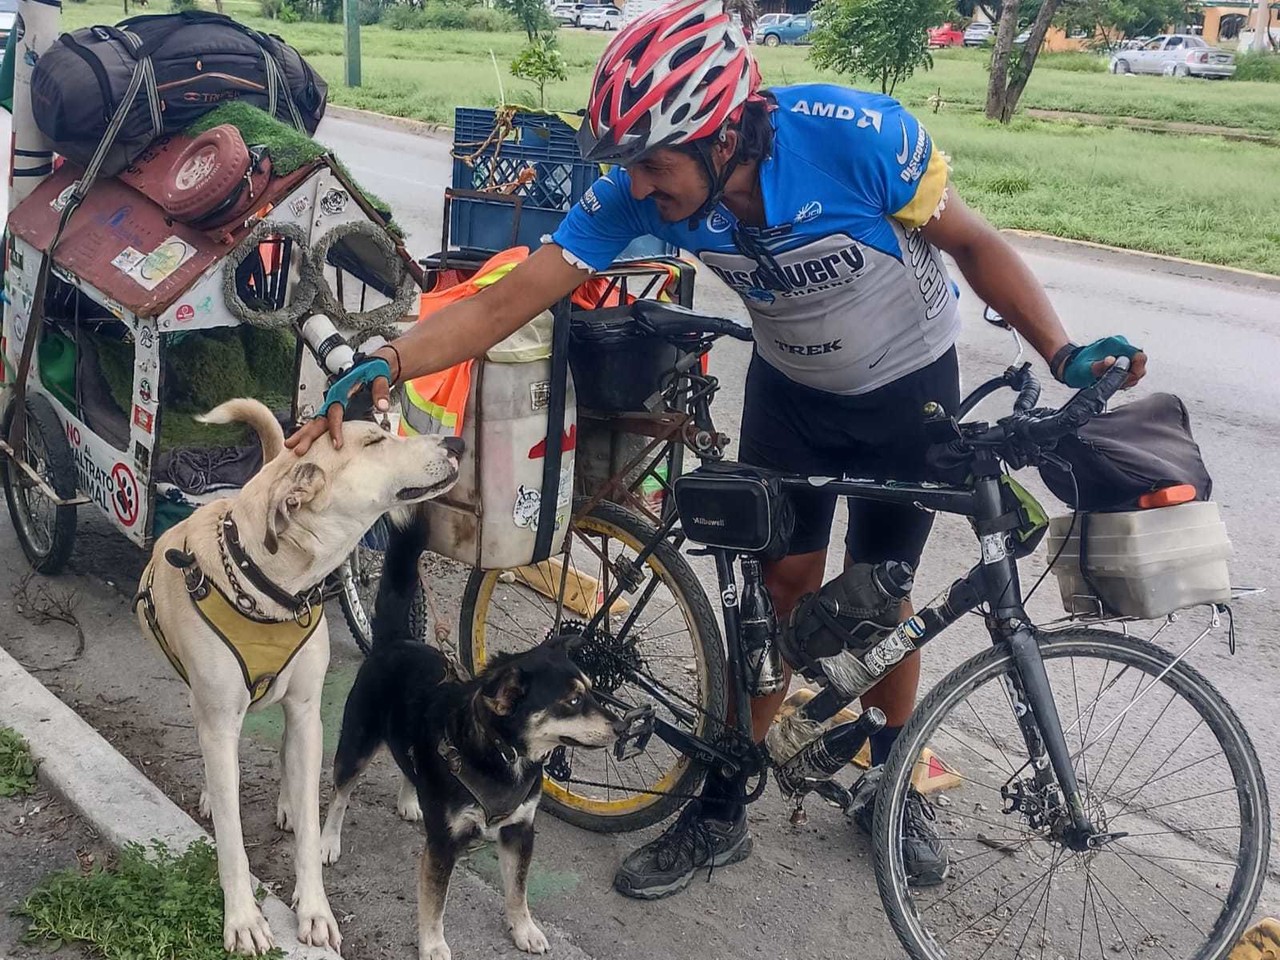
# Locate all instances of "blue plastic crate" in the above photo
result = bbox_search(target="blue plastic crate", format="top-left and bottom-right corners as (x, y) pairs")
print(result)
(450, 107), (676, 260)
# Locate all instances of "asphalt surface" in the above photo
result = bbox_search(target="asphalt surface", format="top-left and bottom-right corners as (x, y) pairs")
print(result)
(1, 112), (1277, 959)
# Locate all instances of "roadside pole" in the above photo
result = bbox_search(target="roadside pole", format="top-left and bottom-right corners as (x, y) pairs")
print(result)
(344, 0), (361, 87)
(1252, 0), (1270, 51)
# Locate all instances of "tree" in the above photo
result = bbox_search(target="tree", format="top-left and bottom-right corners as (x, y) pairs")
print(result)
(810, 0), (953, 96)
(497, 0), (556, 42)
(1056, 0), (1188, 49)
(984, 0), (1063, 121)
(510, 36), (568, 108)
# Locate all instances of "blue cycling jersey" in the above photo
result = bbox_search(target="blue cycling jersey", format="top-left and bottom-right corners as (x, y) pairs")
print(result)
(552, 84), (961, 395)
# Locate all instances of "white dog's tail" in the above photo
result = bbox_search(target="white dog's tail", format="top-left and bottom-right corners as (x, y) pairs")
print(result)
(197, 399), (286, 462)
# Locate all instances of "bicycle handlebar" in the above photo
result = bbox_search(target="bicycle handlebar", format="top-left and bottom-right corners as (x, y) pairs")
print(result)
(1017, 356), (1130, 446)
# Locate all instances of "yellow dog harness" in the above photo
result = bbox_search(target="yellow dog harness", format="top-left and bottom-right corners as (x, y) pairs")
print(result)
(134, 513), (324, 705)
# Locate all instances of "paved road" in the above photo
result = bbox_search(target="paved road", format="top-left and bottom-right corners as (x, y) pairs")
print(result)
(0, 113), (1276, 959)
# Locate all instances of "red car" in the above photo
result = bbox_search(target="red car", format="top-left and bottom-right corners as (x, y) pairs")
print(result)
(928, 23), (965, 47)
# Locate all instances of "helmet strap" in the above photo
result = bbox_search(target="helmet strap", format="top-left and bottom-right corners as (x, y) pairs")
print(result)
(686, 127), (739, 230)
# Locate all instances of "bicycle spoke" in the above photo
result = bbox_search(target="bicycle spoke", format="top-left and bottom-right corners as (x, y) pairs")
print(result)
(1114, 718), (1205, 809)
(1111, 784), (1235, 821)
(1110, 844), (1227, 907)
(1109, 848), (1209, 937)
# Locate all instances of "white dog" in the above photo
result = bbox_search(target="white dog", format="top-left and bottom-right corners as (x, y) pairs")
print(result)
(135, 398), (460, 955)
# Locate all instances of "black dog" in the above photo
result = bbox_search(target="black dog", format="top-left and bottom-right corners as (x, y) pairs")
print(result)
(320, 613), (620, 958)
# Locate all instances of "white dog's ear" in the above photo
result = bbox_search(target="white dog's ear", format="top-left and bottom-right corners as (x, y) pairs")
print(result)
(264, 462), (328, 555)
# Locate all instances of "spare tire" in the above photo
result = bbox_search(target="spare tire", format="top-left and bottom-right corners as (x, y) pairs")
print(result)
(161, 125), (250, 221)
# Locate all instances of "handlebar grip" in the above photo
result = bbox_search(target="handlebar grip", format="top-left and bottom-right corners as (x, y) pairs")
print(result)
(1013, 370), (1041, 414)
(1025, 356), (1130, 444)
(719, 320), (754, 342)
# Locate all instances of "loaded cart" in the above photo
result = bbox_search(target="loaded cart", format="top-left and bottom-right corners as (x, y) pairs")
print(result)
(0, 8), (422, 650)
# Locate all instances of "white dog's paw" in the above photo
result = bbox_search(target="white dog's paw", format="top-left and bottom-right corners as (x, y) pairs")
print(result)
(510, 917), (550, 954)
(397, 794), (423, 823)
(223, 904), (275, 955)
(198, 790), (211, 820)
(295, 899), (343, 953)
(319, 830), (343, 865)
(276, 797), (294, 833)
(418, 936), (452, 960)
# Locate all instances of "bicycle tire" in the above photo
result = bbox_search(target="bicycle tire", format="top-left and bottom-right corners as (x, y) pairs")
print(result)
(336, 544), (429, 655)
(3, 394), (78, 575)
(873, 627), (1270, 960)
(459, 498), (727, 833)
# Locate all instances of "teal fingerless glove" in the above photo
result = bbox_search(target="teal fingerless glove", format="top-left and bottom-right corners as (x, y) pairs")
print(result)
(322, 356), (392, 415)
(1060, 336), (1140, 389)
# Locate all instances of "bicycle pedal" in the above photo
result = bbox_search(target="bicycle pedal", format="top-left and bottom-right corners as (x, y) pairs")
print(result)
(546, 747), (572, 782)
(613, 705), (656, 762)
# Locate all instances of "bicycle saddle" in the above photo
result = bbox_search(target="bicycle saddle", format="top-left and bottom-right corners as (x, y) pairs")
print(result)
(630, 301), (752, 341)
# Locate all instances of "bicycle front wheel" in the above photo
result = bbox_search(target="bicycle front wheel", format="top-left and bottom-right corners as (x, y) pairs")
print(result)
(875, 627), (1269, 960)
(459, 499), (726, 833)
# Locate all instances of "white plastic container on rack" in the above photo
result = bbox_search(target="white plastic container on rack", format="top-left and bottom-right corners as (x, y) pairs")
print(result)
(423, 310), (576, 570)
(1045, 501), (1233, 620)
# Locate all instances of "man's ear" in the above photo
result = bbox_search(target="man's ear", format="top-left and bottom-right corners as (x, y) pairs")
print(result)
(482, 667), (526, 717)
(264, 462), (328, 555)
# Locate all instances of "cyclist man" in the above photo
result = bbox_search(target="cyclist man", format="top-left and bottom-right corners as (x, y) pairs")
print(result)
(289, 0), (1146, 900)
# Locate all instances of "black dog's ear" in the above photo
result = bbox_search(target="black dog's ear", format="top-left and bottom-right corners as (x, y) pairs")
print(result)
(483, 667), (525, 717)
(546, 632), (586, 656)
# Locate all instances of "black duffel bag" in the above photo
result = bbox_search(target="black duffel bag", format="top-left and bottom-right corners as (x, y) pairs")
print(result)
(31, 12), (327, 177)
(1038, 392), (1213, 512)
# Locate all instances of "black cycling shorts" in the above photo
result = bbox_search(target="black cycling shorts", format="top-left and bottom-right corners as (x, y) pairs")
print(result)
(739, 348), (962, 565)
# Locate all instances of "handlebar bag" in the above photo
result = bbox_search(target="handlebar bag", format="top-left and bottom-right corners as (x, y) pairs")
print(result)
(672, 462), (795, 560)
(1038, 393), (1212, 512)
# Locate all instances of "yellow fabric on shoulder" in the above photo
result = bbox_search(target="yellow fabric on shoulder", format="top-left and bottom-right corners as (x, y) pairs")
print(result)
(892, 149), (951, 230)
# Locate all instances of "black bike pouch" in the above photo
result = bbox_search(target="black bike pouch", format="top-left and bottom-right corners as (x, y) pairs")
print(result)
(1037, 393), (1212, 512)
(672, 462), (795, 560)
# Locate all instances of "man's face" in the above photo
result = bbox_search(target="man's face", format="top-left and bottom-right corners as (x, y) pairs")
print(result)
(624, 147), (711, 223)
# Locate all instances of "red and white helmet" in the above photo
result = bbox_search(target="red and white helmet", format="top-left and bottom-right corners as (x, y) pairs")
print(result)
(578, 0), (761, 164)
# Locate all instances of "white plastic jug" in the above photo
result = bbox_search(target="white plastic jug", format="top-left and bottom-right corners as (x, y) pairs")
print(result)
(423, 312), (576, 570)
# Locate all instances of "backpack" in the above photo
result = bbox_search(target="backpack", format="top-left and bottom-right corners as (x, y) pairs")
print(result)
(30, 12), (326, 178)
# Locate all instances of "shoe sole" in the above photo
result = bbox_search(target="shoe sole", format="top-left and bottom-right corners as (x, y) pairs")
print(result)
(613, 835), (754, 901)
(907, 862), (951, 888)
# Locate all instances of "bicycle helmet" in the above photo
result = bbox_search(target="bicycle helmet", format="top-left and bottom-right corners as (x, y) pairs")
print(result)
(578, 0), (761, 168)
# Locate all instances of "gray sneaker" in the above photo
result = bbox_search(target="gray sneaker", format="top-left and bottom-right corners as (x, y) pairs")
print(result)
(613, 802), (753, 900)
(849, 765), (950, 887)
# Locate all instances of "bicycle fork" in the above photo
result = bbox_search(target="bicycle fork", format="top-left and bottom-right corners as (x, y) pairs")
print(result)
(1001, 622), (1111, 849)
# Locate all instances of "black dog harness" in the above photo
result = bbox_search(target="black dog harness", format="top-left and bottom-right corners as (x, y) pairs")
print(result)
(436, 726), (541, 826)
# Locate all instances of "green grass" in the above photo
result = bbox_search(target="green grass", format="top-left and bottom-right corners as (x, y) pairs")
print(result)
(21, 839), (285, 960)
(0, 727), (38, 798)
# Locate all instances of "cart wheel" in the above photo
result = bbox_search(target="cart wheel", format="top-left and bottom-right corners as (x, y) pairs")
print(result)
(2, 394), (78, 574)
(336, 539), (429, 654)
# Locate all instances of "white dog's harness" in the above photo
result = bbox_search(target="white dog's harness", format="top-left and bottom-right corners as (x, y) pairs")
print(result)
(133, 512), (325, 704)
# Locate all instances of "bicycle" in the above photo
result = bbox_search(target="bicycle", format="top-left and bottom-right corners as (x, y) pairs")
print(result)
(460, 301), (1270, 959)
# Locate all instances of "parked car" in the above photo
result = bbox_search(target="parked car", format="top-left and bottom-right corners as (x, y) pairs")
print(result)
(0, 0), (17, 51)
(963, 21), (993, 46)
(578, 4), (621, 29)
(1110, 34), (1236, 78)
(551, 2), (587, 26)
(928, 22), (965, 47)
(1014, 30), (1032, 44)
(759, 14), (815, 46)
(755, 12), (790, 30)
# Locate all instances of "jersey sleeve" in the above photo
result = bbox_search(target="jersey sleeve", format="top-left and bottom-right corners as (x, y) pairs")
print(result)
(548, 169), (651, 272)
(847, 95), (950, 229)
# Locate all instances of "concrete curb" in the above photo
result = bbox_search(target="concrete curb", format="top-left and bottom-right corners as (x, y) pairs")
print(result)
(325, 104), (452, 141)
(319, 106), (1280, 293)
(0, 645), (339, 960)
(1003, 230), (1280, 294)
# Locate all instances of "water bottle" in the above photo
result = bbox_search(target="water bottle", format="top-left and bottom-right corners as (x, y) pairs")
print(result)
(776, 708), (886, 798)
(740, 557), (786, 696)
(301, 314), (355, 376)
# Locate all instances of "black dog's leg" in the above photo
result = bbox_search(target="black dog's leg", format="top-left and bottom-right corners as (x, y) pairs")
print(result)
(417, 834), (459, 960)
(372, 510), (429, 647)
(499, 819), (549, 953)
(319, 672), (386, 864)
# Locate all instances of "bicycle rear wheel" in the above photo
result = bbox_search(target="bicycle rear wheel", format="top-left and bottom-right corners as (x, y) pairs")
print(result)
(874, 627), (1269, 960)
(458, 499), (726, 833)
